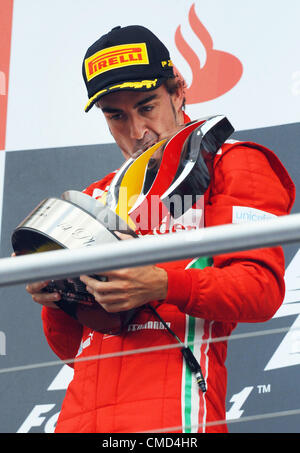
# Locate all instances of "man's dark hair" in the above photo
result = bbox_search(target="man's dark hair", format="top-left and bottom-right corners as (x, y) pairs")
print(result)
(163, 76), (186, 110)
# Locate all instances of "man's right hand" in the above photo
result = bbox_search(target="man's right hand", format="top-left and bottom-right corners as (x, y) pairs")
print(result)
(11, 252), (61, 308)
(25, 280), (61, 308)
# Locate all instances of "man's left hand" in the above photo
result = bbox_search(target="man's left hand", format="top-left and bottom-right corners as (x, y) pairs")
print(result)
(80, 265), (168, 313)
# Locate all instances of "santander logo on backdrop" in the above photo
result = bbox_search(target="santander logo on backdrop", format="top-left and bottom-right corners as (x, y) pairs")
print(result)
(175, 4), (243, 104)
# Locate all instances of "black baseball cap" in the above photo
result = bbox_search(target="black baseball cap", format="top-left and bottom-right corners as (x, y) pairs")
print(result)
(82, 25), (174, 112)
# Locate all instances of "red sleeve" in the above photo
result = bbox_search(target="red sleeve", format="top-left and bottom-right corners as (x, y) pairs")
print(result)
(161, 144), (296, 323)
(41, 307), (83, 366)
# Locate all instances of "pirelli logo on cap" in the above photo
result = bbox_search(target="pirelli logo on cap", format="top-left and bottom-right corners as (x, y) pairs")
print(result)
(85, 43), (149, 81)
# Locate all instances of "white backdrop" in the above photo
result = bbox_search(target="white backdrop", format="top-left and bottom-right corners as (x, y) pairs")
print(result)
(5, 0), (300, 151)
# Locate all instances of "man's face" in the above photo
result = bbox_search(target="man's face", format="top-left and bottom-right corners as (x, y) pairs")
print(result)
(97, 85), (184, 160)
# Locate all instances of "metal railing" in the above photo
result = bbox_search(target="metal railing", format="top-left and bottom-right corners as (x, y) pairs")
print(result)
(2, 213), (300, 433)
(0, 212), (300, 286)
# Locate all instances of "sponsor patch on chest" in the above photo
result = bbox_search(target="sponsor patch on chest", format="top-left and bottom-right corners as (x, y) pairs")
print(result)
(232, 206), (276, 224)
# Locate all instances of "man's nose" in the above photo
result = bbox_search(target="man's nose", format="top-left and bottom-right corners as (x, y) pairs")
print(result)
(129, 116), (148, 140)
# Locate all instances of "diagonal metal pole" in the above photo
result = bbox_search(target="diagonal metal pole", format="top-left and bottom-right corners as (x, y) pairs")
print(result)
(0, 213), (300, 287)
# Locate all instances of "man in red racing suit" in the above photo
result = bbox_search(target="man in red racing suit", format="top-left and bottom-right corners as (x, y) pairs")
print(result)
(29, 25), (295, 433)
(41, 132), (295, 433)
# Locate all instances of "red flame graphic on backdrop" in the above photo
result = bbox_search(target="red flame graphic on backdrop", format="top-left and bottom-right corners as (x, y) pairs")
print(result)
(175, 4), (243, 104)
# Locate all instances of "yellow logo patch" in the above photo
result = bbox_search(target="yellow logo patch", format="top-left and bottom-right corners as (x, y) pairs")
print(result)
(85, 43), (149, 81)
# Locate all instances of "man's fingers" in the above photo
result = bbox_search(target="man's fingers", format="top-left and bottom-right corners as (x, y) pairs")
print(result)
(26, 280), (51, 294)
(25, 280), (61, 308)
(31, 291), (61, 308)
(88, 289), (133, 312)
(80, 274), (115, 289)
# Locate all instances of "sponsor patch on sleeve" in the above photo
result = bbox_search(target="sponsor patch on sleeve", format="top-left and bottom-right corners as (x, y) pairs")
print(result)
(232, 206), (276, 224)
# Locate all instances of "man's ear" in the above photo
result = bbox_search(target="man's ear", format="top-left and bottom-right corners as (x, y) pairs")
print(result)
(172, 67), (187, 122)
(171, 87), (185, 124)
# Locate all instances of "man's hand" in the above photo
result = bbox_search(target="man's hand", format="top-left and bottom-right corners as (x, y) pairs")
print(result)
(80, 265), (168, 313)
(80, 232), (168, 313)
(25, 280), (61, 308)
(11, 252), (61, 308)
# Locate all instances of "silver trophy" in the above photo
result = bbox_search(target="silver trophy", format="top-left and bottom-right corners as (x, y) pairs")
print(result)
(11, 192), (138, 334)
(12, 115), (234, 333)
